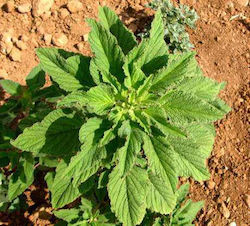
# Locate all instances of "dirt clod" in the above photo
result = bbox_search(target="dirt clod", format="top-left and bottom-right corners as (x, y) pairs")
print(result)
(52, 33), (68, 47)
(2, 1), (15, 13)
(32, 0), (54, 17)
(17, 3), (32, 13)
(220, 202), (231, 219)
(9, 48), (21, 62)
(67, 0), (83, 13)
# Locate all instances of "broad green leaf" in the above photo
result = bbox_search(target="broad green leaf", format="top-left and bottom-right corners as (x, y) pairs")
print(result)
(85, 84), (115, 115)
(168, 137), (210, 181)
(12, 109), (82, 156)
(161, 91), (227, 123)
(124, 64), (146, 88)
(108, 166), (147, 226)
(36, 48), (90, 92)
(209, 98), (231, 114)
(63, 145), (106, 187)
(150, 52), (198, 91)
(98, 6), (137, 54)
(0, 79), (22, 96)
(87, 19), (125, 82)
(172, 200), (204, 225)
(25, 65), (45, 90)
(177, 76), (225, 100)
(117, 121), (143, 176)
(143, 134), (178, 192)
(146, 171), (176, 214)
(44, 171), (55, 191)
(51, 159), (81, 208)
(8, 153), (34, 200)
(143, 106), (186, 137)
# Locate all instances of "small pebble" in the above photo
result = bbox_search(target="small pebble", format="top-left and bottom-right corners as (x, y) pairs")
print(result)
(76, 42), (84, 51)
(83, 33), (88, 42)
(9, 48), (22, 62)
(32, 0), (54, 17)
(236, 0), (249, 7)
(20, 34), (29, 42)
(2, 1), (15, 13)
(17, 3), (32, 13)
(52, 33), (68, 47)
(220, 202), (230, 219)
(207, 180), (216, 189)
(229, 222), (237, 226)
(43, 34), (52, 46)
(67, 0), (83, 13)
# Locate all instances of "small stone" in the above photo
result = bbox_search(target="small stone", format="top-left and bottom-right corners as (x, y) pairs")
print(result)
(52, 33), (68, 47)
(220, 202), (230, 219)
(76, 42), (84, 51)
(243, 194), (250, 208)
(43, 34), (52, 46)
(67, 0), (83, 13)
(59, 8), (70, 19)
(9, 48), (22, 62)
(83, 33), (88, 42)
(2, 1), (15, 13)
(235, 0), (249, 6)
(215, 36), (220, 42)
(32, 0), (54, 17)
(17, 3), (32, 13)
(207, 180), (216, 190)
(229, 222), (237, 226)
(16, 40), (27, 50)
(0, 32), (14, 55)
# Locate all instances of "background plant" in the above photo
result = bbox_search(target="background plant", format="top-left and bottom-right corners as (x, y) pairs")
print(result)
(1, 6), (229, 226)
(140, 0), (198, 52)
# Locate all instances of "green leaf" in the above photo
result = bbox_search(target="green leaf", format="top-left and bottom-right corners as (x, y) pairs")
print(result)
(36, 48), (90, 92)
(168, 137), (210, 181)
(25, 65), (45, 90)
(141, 10), (168, 74)
(146, 171), (176, 214)
(45, 171), (55, 191)
(98, 6), (137, 54)
(57, 91), (86, 108)
(143, 106), (186, 137)
(8, 153), (34, 200)
(85, 84), (115, 115)
(12, 109), (82, 156)
(150, 52), (198, 91)
(51, 159), (81, 208)
(54, 208), (82, 223)
(117, 121), (143, 176)
(108, 166), (147, 226)
(0, 79), (22, 96)
(176, 183), (190, 204)
(177, 76), (225, 100)
(172, 200), (204, 225)
(63, 145), (106, 187)
(160, 91), (227, 123)
(143, 134), (178, 192)
(87, 18), (125, 82)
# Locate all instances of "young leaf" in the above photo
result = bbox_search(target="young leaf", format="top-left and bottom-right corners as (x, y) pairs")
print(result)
(108, 166), (147, 226)
(0, 79), (22, 96)
(176, 183), (190, 204)
(25, 65), (45, 91)
(12, 109), (82, 156)
(87, 18), (125, 83)
(98, 6), (137, 54)
(85, 84), (115, 115)
(117, 121), (143, 176)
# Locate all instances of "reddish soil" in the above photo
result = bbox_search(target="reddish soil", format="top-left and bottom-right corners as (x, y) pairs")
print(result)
(0, 0), (249, 225)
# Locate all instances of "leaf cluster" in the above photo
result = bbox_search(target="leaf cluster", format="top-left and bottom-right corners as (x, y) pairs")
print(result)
(140, 0), (199, 52)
